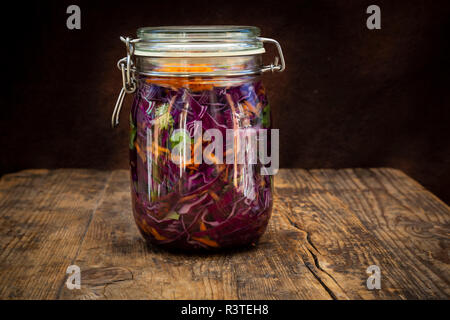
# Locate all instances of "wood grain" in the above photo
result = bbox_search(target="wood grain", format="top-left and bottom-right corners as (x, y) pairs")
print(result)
(310, 168), (449, 298)
(0, 169), (112, 299)
(59, 170), (332, 300)
(0, 168), (448, 300)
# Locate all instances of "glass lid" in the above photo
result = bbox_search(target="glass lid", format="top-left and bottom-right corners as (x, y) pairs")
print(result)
(134, 26), (266, 57)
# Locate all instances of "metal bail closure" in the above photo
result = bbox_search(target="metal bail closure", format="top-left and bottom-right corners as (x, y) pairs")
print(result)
(112, 36), (140, 128)
(112, 33), (285, 127)
(257, 37), (286, 73)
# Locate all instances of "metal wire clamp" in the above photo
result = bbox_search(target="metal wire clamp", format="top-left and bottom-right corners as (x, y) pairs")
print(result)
(112, 36), (140, 128)
(257, 37), (286, 73)
(112, 35), (285, 128)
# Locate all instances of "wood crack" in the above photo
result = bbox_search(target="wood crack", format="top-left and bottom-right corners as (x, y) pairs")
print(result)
(2, 168), (449, 299)
(303, 261), (337, 300)
(101, 269), (135, 299)
(284, 214), (345, 300)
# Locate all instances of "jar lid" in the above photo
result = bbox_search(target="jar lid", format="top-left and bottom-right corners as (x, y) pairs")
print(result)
(113, 27), (285, 127)
(134, 26), (266, 57)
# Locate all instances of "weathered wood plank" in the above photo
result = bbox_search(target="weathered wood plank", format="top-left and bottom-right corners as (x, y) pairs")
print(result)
(0, 169), (112, 299)
(60, 170), (332, 300)
(275, 169), (448, 299)
(275, 169), (388, 299)
(0, 168), (448, 300)
(309, 168), (449, 299)
(369, 168), (449, 225)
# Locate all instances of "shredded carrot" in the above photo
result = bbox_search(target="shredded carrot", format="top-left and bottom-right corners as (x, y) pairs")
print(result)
(150, 227), (167, 241)
(178, 193), (200, 203)
(144, 63), (218, 90)
(155, 63), (215, 73)
(139, 220), (167, 241)
(244, 100), (258, 114)
(204, 152), (218, 165)
(208, 191), (220, 201)
(178, 189), (208, 203)
(155, 146), (170, 154)
(223, 165), (229, 183)
(134, 142), (146, 162)
(260, 179), (266, 188)
(258, 86), (266, 95)
(192, 236), (219, 248)
(146, 78), (215, 91)
(199, 221), (207, 232)
(217, 164), (227, 175)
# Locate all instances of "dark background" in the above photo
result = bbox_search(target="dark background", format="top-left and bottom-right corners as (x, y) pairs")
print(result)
(2, 0), (449, 203)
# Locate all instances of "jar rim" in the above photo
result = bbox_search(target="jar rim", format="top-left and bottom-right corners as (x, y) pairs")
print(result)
(135, 25), (265, 57)
(137, 25), (261, 39)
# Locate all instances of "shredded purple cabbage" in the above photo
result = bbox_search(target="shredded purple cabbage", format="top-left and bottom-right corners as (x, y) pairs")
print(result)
(129, 76), (273, 250)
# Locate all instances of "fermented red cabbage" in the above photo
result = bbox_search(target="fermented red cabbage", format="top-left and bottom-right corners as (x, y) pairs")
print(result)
(129, 76), (273, 250)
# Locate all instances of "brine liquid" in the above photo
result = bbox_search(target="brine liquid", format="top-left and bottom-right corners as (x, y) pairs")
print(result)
(129, 76), (273, 250)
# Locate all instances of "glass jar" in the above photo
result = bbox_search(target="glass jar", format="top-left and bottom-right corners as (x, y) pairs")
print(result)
(112, 26), (285, 250)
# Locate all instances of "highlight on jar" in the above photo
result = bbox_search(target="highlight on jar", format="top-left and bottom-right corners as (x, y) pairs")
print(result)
(112, 26), (285, 251)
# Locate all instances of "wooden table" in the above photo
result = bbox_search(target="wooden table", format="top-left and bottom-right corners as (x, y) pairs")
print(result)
(0, 168), (448, 300)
